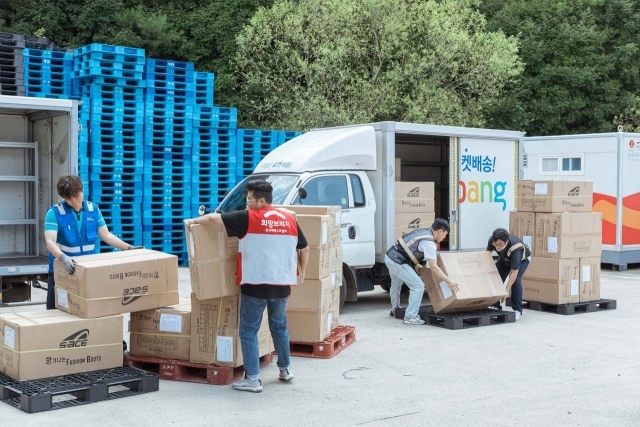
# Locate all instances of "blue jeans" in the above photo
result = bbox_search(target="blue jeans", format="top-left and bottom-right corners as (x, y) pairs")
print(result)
(384, 255), (425, 319)
(492, 259), (529, 313)
(239, 295), (290, 377)
(47, 274), (56, 310)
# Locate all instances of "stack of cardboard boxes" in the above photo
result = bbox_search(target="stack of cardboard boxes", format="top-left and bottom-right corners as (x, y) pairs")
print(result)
(511, 181), (602, 305)
(0, 249), (180, 381)
(184, 223), (274, 366)
(394, 182), (436, 242)
(282, 206), (343, 342)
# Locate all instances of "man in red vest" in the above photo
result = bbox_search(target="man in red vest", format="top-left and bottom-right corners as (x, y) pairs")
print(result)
(186, 179), (309, 393)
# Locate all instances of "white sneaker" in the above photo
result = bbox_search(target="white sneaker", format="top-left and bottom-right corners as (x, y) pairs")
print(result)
(403, 316), (425, 325)
(279, 368), (294, 381)
(232, 377), (263, 393)
(515, 311), (522, 321)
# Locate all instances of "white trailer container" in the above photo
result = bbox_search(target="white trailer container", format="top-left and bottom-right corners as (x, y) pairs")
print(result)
(521, 128), (640, 271)
(0, 95), (79, 305)
(215, 122), (524, 303)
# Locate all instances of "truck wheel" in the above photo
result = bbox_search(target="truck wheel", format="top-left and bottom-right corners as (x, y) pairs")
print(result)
(380, 283), (391, 292)
(340, 274), (347, 308)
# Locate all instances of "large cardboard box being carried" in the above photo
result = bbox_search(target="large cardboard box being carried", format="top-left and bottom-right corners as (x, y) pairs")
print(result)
(517, 180), (593, 212)
(522, 257), (579, 304)
(130, 303), (191, 361)
(186, 224), (240, 300)
(579, 257), (601, 302)
(395, 182), (435, 213)
(509, 211), (536, 256)
(296, 215), (331, 249)
(54, 249), (179, 318)
(535, 212), (602, 259)
(420, 251), (507, 314)
(0, 310), (122, 381)
(277, 205), (342, 247)
(395, 212), (436, 242)
(190, 295), (274, 367)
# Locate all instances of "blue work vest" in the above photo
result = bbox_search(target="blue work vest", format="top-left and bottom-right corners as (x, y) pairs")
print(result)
(48, 201), (99, 272)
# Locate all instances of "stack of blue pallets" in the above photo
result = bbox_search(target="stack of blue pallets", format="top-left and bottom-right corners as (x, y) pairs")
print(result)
(235, 129), (279, 182)
(277, 131), (304, 147)
(191, 103), (238, 214)
(23, 48), (72, 98)
(72, 43), (146, 252)
(143, 58), (197, 264)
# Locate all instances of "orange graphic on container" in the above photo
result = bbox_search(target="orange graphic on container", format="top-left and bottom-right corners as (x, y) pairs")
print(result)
(593, 192), (640, 245)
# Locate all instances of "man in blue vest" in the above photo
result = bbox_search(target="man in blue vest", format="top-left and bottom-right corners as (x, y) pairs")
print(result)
(385, 218), (459, 324)
(44, 175), (141, 310)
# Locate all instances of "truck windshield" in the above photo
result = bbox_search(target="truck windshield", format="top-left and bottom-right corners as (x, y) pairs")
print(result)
(216, 174), (299, 212)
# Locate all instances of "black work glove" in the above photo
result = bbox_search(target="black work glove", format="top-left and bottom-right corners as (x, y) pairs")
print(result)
(59, 254), (76, 274)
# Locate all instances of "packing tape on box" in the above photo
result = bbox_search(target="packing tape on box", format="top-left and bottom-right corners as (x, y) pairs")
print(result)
(523, 277), (573, 285)
(130, 332), (189, 338)
(59, 288), (178, 302)
(0, 342), (121, 354)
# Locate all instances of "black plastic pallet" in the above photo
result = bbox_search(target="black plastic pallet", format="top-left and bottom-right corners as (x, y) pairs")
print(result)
(393, 305), (432, 319)
(0, 365), (158, 413)
(419, 306), (516, 330)
(506, 297), (617, 315)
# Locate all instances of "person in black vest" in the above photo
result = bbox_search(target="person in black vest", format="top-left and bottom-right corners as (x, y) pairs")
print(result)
(485, 228), (531, 320)
(385, 218), (459, 324)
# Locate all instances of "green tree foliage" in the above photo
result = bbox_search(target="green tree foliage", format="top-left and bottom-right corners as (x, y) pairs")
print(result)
(481, 0), (640, 136)
(235, 0), (523, 130)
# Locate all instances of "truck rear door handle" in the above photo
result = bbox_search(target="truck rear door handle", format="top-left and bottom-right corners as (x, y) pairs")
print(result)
(348, 226), (356, 239)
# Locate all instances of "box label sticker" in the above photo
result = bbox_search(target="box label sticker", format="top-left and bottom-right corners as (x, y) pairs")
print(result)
(534, 183), (548, 195)
(187, 227), (196, 257)
(216, 336), (234, 362)
(335, 211), (341, 225)
(330, 272), (336, 288)
(4, 326), (15, 349)
(547, 237), (558, 254)
(582, 266), (591, 282)
(439, 281), (453, 299)
(571, 279), (579, 296)
(523, 236), (532, 251)
(327, 312), (333, 335)
(159, 314), (182, 333)
(57, 288), (69, 308)
(322, 222), (328, 245)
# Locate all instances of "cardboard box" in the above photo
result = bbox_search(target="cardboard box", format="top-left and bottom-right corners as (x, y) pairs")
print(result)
(535, 212), (602, 259)
(190, 295), (274, 367)
(395, 158), (401, 181)
(276, 205), (342, 227)
(509, 211), (536, 256)
(395, 182), (435, 213)
(394, 212), (436, 242)
(522, 257), (580, 304)
(297, 215), (330, 248)
(306, 246), (330, 279)
(288, 277), (338, 311)
(129, 303), (191, 361)
(517, 180), (593, 212)
(0, 310), (122, 381)
(287, 294), (340, 342)
(579, 257), (601, 302)
(186, 224), (241, 300)
(54, 250), (179, 318)
(420, 252), (507, 314)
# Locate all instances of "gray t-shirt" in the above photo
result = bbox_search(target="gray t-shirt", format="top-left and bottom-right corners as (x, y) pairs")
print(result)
(419, 239), (437, 267)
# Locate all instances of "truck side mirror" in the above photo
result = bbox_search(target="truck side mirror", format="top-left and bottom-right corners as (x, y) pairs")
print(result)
(298, 188), (307, 200)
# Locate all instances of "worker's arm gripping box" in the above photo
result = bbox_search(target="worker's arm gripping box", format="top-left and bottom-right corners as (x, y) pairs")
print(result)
(129, 303), (191, 361)
(54, 249), (179, 318)
(420, 252), (507, 314)
(0, 311), (123, 382)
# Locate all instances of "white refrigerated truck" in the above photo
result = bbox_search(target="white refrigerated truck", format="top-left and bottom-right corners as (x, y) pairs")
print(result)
(521, 127), (640, 271)
(0, 95), (79, 306)
(215, 122), (525, 304)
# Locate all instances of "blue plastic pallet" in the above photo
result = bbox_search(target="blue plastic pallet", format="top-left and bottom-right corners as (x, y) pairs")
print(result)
(89, 128), (143, 138)
(144, 159), (191, 168)
(90, 114), (144, 124)
(145, 88), (195, 99)
(92, 195), (144, 205)
(88, 137), (144, 149)
(143, 231), (185, 241)
(143, 138), (192, 148)
(91, 180), (144, 190)
(146, 80), (195, 91)
(24, 58), (72, 68)
(144, 109), (193, 120)
(24, 69), (70, 80)
(146, 58), (195, 70)
(74, 84), (144, 99)
(91, 99), (141, 111)
(89, 173), (144, 182)
(144, 65), (193, 76)
(25, 92), (71, 98)
(143, 189), (190, 198)
(74, 59), (144, 72)
(144, 197), (191, 207)
(89, 166), (143, 176)
(74, 43), (145, 58)
(144, 73), (194, 84)
(91, 189), (144, 199)
(192, 152), (236, 162)
(74, 67), (143, 80)
(144, 123), (192, 135)
(90, 121), (144, 132)
(193, 106), (237, 119)
(90, 157), (143, 166)
(91, 106), (144, 116)
(145, 103), (194, 113)
(278, 131), (303, 145)
(192, 118), (237, 129)
(72, 75), (146, 88)
(73, 51), (145, 64)
(23, 48), (72, 60)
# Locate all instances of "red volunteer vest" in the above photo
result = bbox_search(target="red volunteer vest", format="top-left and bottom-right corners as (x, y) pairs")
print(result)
(237, 207), (299, 286)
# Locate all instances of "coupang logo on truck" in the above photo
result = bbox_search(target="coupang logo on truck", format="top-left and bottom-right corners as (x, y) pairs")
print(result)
(458, 149), (507, 211)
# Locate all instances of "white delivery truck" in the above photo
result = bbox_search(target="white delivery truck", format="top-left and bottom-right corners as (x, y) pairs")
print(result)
(0, 95), (79, 306)
(521, 127), (640, 271)
(215, 122), (525, 305)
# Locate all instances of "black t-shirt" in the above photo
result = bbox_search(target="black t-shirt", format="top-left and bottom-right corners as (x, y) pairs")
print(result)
(221, 209), (308, 299)
(486, 235), (531, 270)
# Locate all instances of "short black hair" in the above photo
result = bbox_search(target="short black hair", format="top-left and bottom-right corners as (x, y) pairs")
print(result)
(492, 228), (510, 242)
(247, 179), (273, 204)
(431, 218), (450, 232)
